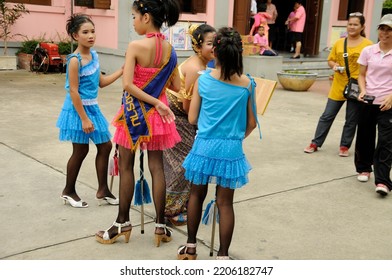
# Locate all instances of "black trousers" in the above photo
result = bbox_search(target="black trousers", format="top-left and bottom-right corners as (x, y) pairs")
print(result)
(355, 104), (392, 189)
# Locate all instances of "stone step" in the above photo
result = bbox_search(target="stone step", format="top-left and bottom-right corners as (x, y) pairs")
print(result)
(282, 54), (332, 78)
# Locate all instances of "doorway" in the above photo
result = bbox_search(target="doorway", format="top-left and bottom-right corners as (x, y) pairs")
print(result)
(232, 0), (323, 56)
(272, 0), (323, 56)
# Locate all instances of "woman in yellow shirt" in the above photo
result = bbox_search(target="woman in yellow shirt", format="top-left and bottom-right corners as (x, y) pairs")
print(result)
(304, 13), (372, 157)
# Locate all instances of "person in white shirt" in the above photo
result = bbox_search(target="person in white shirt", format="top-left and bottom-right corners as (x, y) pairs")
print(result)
(250, 0), (257, 33)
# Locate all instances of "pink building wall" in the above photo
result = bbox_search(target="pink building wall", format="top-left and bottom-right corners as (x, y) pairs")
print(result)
(9, 0), (118, 49)
(327, 0), (376, 47)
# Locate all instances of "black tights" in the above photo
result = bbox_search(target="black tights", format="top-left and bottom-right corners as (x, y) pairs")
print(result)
(186, 184), (235, 256)
(62, 141), (114, 200)
(115, 146), (166, 226)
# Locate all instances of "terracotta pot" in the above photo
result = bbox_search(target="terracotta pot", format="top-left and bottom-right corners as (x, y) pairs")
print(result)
(17, 53), (33, 70)
(277, 71), (318, 91)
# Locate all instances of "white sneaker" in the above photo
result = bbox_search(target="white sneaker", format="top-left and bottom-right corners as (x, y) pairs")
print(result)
(375, 184), (390, 196)
(357, 172), (370, 182)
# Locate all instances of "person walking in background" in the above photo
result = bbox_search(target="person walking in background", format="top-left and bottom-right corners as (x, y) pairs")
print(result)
(164, 23), (216, 226)
(249, 3), (272, 37)
(57, 14), (123, 208)
(285, 0), (306, 59)
(95, 0), (181, 245)
(177, 27), (259, 260)
(285, 7), (296, 52)
(304, 13), (372, 156)
(355, 14), (392, 193)
(266, 0), (278, 48)
(253, 25), (278, 56)
(250, 0), (257, 34)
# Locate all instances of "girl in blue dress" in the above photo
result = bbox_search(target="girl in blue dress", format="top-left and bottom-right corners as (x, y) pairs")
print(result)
(57, 14), (123, 208)
(177, 27), (260, 260)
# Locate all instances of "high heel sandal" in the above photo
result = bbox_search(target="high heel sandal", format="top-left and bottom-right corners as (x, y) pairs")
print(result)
(177, 243), (197, 260)
(154, 223), (172, 247)
(96, 196), (119, 206)
(61, 195), (88, 208)
(95, 221), (132, 244)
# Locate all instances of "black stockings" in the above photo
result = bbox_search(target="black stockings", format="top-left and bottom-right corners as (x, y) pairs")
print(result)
(148, 150), (166, 225)
(115, 148), (167, 227)
(116, 145), (136, 223)
(186, 184), (235, 256)
(95, 141), (113, 198)
(63, 143), (89, 200)
(216, 186), (235, 257)
(63, 141), (114, 200)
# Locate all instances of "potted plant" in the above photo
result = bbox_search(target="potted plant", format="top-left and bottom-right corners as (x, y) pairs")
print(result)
(0, 0), (29, 69)
(276, 70), (318, 91)
(16, 38), (39, 70)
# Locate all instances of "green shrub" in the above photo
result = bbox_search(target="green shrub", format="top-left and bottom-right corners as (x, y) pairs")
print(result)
(16, 39), (39, 54)
(58, 41), (77, 55)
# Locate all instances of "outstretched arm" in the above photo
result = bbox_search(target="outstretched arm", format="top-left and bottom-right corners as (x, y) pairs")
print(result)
(99, 67), (123, 88)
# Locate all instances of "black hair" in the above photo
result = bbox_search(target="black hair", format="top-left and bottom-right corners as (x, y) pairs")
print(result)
(189, 24), (216, 53)
(257, 3), (267, 13)
(213, 27), (243, 81)
(132, 0), (180, 28)
(348, 14), (366, 37)
(66, 13), (94, 40)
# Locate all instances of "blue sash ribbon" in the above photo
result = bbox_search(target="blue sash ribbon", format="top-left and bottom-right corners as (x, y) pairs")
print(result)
(119, 47), (177, 150)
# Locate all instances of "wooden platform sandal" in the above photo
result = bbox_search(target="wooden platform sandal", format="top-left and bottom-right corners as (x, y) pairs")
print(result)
(95, 221), (132, 244)
(177, 243), (197, 260)
(154, 223), (172, 247)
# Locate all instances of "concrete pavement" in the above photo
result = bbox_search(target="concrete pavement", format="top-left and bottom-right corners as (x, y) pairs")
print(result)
(1, 70), (392, 260)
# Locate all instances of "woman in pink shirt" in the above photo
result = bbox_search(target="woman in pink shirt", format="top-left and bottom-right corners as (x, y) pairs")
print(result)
(285, 0), (306, 59)
(355, 14), (392, 196)
(266, 0), (278, 48)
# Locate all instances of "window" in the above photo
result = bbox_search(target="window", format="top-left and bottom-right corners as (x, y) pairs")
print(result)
(74, 0), (111, 9)
(179, 0), (206, 14)
(338, 0), (365, 20)
(7, 0), (51, 5)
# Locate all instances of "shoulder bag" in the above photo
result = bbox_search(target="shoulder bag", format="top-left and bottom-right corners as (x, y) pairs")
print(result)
(342, 38), (360, 100)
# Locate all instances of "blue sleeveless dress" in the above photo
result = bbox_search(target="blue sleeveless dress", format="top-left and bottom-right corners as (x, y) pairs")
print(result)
(182, 70), (256, 189)
(56, 50), (111, 144)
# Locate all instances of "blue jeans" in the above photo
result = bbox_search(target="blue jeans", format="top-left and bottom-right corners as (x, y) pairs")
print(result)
(311, 98), (363, 148)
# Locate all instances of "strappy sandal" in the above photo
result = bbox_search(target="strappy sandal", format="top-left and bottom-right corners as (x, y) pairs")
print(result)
(177, 243), (197, 260)
(61, 195), (88, 208)
(154, 223), (172, 247)
(95, 221), (132, 244)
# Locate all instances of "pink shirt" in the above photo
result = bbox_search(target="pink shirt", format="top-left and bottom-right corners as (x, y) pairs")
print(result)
(291, 5), (306, 33)
(357, 43), (392, 105)
(254, 12), (272, 31)
(266, 3), (278, 24)
(287, 11), (295, 31)
(253, 33), (269, 55)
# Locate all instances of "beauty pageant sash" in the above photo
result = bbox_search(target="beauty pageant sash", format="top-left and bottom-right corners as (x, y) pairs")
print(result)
(120, 47), (177, 150)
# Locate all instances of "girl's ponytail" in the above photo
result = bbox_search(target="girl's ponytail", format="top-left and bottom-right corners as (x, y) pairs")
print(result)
(162, 0), (180, 27)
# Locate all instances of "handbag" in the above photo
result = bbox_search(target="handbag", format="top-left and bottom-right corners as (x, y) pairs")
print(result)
(342, 38), (360, 100)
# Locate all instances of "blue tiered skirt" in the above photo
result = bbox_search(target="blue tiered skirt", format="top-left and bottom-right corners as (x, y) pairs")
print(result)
(56, 96), (111, 144)
(182, 137), (251, 189)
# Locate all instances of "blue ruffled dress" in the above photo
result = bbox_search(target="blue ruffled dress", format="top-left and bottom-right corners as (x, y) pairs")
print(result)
(56, 50), (111, 144)
(182, 70), (256, 189)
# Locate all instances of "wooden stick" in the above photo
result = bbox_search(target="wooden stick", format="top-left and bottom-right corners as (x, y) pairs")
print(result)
(140, 149), (145, 234)
(210, 202), (217, 257)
